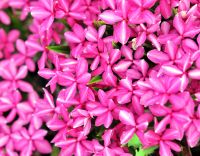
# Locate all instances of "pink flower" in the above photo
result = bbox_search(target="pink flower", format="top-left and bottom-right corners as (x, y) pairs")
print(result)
(64, 23), (86, 58)
(0, 123), (16, 153)
(36, 88), (59, 119)
(1, 0), (199, 155)
(38, 55), (62, 92)
(58, 58), (91, 102)
(158, 14), (200, 45)
(147, 41), (181, 64)
(135, 23), (161, 50)
(13, 125), (52, 155)
(82, 0), (100, 25)
(13, 39), (37, 72)
(70, 109), (92, 136)
(55, 132), (92, 156)
(149, 92), (191, 139)
(138, 76), (181, 106)
(9, 0), (30, 20)
(0, 60), (33, 92)
(184, 104), (200, 147)
(87, 89), (117, 128)
(128, 0), (157, 24)
(0, 29), (20, 58)
(55, 0), (86, 25)
(0, 1), (10, 25)
(144, 129), (181, 156)
(0, 90), (33, 123)
(99, 0), (131, 44)
(30, 0), (55, 31)
(119, 109), (152, 144)
(92, 130), (131, 156)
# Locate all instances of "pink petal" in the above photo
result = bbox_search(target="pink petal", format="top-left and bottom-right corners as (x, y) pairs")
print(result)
(34, 140), (52, 154)
(173, 15), (184, 35)
(25, 40), (43, 52)
(106, 0), (116, 9)
(143, 0), (157, 8)
(142, 10), (156, 24)
(32, 130), (47, 140)
(115, 20), (130, 44)
(147, 50), (169, 64)
(160, 0), (172, 19)
(102, 66), (117, 86)
(165, 141), (181, 152)
(186, 125), (200, 147)
(47, 119), (66, 131)
(90, 107), (108, 116)
(98, 25), (106, 39)
(149, 78), (166, 93)
(77, 73), (91, 84)
(136, 32), (146, 47)
(9, 0), (25, 8)
(64, 83), (77, 101)
(165, 41), (177, 60)
(76, 58), (88, 77)
(149, 105), (169, 117)
(30, 7), (51, 20)
(161, 65), (182, 76)
(113, 60), (132, 73)
(188, 69), (200, 80)
(130, 0), (142, 6)
(26, 58), (35, 72)
(64, 31), (82, 43)
(159, 141), (173, 156)
(161, 22), (170, 34)
(144, 130), (160, 144)
(147, 34), (161, 51)
(169, 94), (186, 110)
(17, 81), (34, 92)
(43, 88), (55, 108)
(0, 11), (10, 25)
(128, 8), (141, 24)
(121, 45), (133, 60)
(16, 65), (28, 79)
(16, 39), (26, 54)
(90, 56), (100, 70)
(73, 117), (85, 128)
(99, 10), (123, 24)
(119, 110), (135, 126)
(38, 69), (55, 79)
(119, 78), (132, 91)
(85, 27), (98, 42)
(155, 116), (171, 133)
(98, 89), (108, 105)
(120, 128), (135, 144)
(40, 15), (54, 31)
(162, 129), (180, 140)
(0, 135), (9, 147)
(104, 112), (113, 128)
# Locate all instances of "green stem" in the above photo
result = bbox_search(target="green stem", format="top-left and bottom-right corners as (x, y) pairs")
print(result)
(182, 142), (192, 156)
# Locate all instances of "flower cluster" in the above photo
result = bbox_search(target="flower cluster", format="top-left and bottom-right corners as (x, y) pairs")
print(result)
(0, 0), (200, 156)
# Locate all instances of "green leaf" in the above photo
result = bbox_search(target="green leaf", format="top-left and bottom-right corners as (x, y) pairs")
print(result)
(135, 147), (145, 156)
(172, 8), (178, 15)
(47, 45), (70, 54)
(143, 146), (158, 155)
(112, 41), (119, 48)
(51, 146), (60, 156)
(135, 146), (158, 156)
(88, 75), (102, 85)
(128, 134), (142, 148)
(93, 20), (106, 28)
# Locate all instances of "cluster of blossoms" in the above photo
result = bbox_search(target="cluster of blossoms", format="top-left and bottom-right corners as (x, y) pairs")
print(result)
(0, 0), (200, 156)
